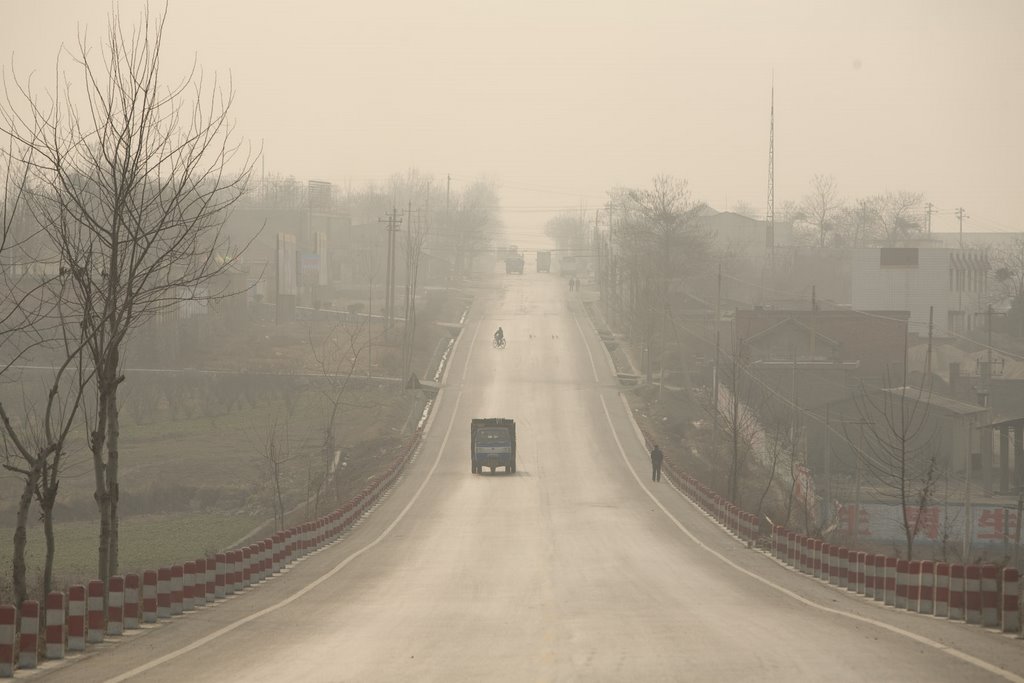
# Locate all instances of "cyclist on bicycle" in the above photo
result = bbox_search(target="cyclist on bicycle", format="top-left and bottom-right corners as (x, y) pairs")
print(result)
(494, 326), (504, 347)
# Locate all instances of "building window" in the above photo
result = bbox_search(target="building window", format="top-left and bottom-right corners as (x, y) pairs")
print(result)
(880, 247), (919, 267)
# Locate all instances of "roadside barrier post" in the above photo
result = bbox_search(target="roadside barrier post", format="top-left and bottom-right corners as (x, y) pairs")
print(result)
(884, 557), (897, 606)
(183, 562), (196, 612)
(906, 561), (920, 612)
(67, 585), (86, 650)
(86, 579), (105, 643)
(124, 573), (140, 629)
(205, 556), (217, 602)
(864, 553), (876, 598)
(919, 561), (934, 615)
(814, 541), (825, 580)
(142, 570), (158, 623)
(107, 575), (124, 635)
(193, 560), (207, 607)
(981, 565), (999, 628)
(45, 592), (65, 660)
(965, 565), (982, 624)
(157, 567), (172, 619)
(242, 548), (252, 588)
(895, 560), (909, 609)
(170, 565), (184, 615)
(19, 600), (39, 669)
(214, 554), (226, 599)
(934, 563), (950, 618)
(949, 564), (965, 620)
(1002, 568), (1020, 633)
(0, 605), (14, 677)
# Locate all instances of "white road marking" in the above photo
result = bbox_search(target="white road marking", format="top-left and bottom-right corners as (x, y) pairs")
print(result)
(573, 310), (1024, 683)
(104, 325), (482, 682)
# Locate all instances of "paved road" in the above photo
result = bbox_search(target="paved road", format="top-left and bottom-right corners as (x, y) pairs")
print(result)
(36, 272), (1024, 682)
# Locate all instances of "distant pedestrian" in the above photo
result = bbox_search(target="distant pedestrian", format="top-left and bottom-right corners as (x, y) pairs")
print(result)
(650, 444), (663, 482)
(568, 277), (574, 292)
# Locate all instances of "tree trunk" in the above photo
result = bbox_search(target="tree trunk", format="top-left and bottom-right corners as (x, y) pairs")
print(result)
(92, 377), (112, 583)
(41, 490), (56, 598)
(106, 366), (122, 579)
(12, 468), (40, 606)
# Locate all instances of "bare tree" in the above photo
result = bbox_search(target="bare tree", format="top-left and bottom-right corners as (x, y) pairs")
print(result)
(798, 174), (843, 248)
(0, 4), (257, 580)
(308, 315), (375, 513)
(867, 191), (925, 246)
(989, 237), (1024, 337)
(252, 417), (299, 531)
(852, 347), (940, 560)
(831, 198), (879, 248)
(612, 176), (708, 383)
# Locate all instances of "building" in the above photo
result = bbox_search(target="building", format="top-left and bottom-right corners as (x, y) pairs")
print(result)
(851, 247), (989, 336)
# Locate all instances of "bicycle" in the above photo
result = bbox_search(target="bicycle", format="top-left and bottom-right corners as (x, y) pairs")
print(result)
(493, 336), (506, 349)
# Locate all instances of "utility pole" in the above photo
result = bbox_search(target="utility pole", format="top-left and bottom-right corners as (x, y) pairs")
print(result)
(712, 264), (721, 468)
(766, 74), (775, 261)
(924, 202), (935, 234)
(956, 207), (968, 249)
(378, 207), (402, 332)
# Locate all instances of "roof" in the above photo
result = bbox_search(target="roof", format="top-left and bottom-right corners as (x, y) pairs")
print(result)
(744, 316), (841, 349)
(879, 387), (988, 416)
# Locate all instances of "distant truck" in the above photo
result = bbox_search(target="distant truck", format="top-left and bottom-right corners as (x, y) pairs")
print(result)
(505, 255), (524, 274)
(536, 250), (551, 272)
(471, 418), (516, 474)
(560, 255), (577, 277)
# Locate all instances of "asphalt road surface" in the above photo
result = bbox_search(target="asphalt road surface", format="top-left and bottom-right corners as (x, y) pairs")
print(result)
(35, 271), (1024, 682)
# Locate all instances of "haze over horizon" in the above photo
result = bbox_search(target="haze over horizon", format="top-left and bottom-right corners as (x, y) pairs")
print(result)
(3, 0), (1021, 246)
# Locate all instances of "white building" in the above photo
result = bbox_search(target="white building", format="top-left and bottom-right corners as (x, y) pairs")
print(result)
(851, 247), (988, 336)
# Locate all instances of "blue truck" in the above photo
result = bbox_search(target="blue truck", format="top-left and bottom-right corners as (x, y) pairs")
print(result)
(471, 418), (517, 474)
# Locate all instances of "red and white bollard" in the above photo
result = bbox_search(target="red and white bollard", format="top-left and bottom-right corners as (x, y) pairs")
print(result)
(884, 557), (897, 606)
(170, 565), (184, 615)
(182, 561), (196, 612)
(814, 541), (825, 580)
(143, 570), (158, 623)
(965, 565), (982, 624)
(67, 585), (86, 651)
(270, 534), (280, 574)
(107, 575), (124, 635)
(194, 559), (207, 607)
(214, 554), (226, 598)
(949, 564), (965, 620)
(45, 591), (65, 660)
(864, 553), (876, 598)
(19, 600), (39, 669)
(205, 557), (216, 603)
(241, 548), (252, 587)
(895, 559), (909, 609)
(906, 561), (920, 612)
(981, 564), (999, 628)
(934, 563), (950, 618)
(157, 567), (172, 619)
(1002, 567), (1020, 633)
(87, 579), (105, 643)
(0, 605), (14, 677)
(124, 573), (140, 629)
(919, 561), (935, 615)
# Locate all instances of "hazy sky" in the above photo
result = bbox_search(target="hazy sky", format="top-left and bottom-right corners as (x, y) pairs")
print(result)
(2, 0), (1022, 243)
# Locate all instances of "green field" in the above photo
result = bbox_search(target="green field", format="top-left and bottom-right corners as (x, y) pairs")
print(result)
(0, 513), (261, 596)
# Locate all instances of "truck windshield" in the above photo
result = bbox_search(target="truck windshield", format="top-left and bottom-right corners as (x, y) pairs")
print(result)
(477, 428), (510, 446)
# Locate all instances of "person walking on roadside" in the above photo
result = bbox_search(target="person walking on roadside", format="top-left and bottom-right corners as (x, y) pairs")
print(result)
(650, 443), (664, 482)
